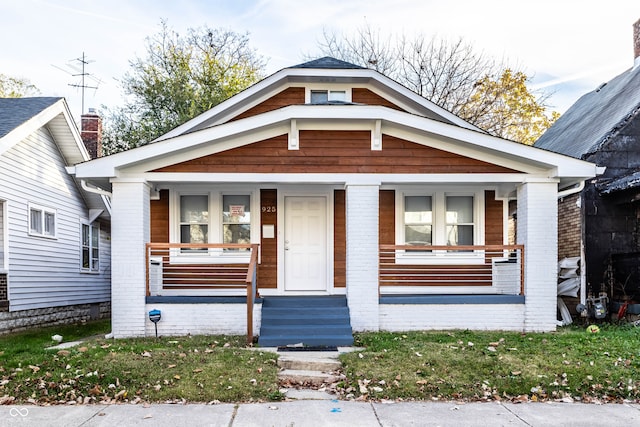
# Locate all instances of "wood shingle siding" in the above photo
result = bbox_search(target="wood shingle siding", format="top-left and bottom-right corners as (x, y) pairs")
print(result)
(259, 189), (278, 289)
(484, 190), (504, 246)
(230, 87), (305, 122)
(154, 131), (519, 174)
(150, 189), (170, 243)
(351, 88), (404, 110)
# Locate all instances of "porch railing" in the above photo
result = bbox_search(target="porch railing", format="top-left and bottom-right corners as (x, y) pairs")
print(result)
(379, 244), (525, 295)
(145, 243), (260, 344)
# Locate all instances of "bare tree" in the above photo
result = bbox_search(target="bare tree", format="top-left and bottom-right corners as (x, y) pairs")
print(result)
(314, 23), (556, 144)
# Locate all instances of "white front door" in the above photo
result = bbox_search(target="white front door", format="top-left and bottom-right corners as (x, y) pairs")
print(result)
(284, 196), (327, 291)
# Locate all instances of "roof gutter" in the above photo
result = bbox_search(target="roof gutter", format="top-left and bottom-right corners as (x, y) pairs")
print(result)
(81, 179), (113, 216)
(557, 181), (585, 199)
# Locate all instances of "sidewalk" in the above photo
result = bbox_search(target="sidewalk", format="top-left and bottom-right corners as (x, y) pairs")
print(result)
(4, 400), (640, 426)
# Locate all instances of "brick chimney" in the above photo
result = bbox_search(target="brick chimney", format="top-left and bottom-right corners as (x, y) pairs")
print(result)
(81, 108), (102, 159)
(634, 18), (640, 68)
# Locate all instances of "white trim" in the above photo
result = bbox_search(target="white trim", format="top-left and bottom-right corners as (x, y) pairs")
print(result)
(305, 86), (352, 103)
(74, 105), (599, 183)
(168, 186), (259, 264)
(80, 222), (100, 273)
(371, 119), (382, 150)
(27, 203), (57, 239)
(288, 119), (299, 150)
(395, 187), (485, 264)
(140, 172), (534, 184)
(0, 198), (7, 271)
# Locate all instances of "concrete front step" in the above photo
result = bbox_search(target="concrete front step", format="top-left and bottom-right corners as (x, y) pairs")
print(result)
(278, 369), (338, 386)
(277, 354), (341, 372)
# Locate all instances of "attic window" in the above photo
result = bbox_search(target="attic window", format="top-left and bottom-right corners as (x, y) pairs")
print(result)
(310, 90), (347, 104)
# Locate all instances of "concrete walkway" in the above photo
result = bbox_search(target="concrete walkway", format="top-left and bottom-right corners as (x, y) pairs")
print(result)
(3, 400), (639, 426)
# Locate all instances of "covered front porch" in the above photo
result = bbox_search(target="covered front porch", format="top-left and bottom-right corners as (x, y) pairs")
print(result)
(106, 177), (558, 340)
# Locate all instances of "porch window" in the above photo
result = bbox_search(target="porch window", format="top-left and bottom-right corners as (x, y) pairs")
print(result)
(222, 195), (251, 248)
(180, 195), (209, 244)
(446, 196), (474, 245)
(173, 191), (254, 258)
(29, 204), (56, 238)
(81, 223), (100, 272)
(404, 196), (432, 245)
(398, 190), (481, 262)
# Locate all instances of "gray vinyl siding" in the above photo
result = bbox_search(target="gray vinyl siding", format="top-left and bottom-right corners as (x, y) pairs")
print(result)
(0, 127), (110, 311)
(0, 201), (5, 269)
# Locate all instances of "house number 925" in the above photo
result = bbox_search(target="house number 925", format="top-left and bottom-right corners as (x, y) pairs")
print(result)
(262, 206), (277, 213)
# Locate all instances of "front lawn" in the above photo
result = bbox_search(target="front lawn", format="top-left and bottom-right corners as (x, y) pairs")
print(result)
(1, 321), (638, 404)
(338, 325), (640, 403)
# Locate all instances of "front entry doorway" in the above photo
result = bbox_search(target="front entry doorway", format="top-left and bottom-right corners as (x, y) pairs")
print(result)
(283, 196), (327, 291)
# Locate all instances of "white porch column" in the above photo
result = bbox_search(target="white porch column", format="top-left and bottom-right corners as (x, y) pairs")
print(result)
(110, 180), (151, 338)
(345, 183), (379, 332)
(517, 179), (558, 332)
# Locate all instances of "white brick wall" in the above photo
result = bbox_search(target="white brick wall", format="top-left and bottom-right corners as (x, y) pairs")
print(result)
(144, 303), (262, 337)
(345, 184), (379, 332)
(111, 181), (150, 338)
(380, 304), (525, 331)
(517, 181), (558, 332)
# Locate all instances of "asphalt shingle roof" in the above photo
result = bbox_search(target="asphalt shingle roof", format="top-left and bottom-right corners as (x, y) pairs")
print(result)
(0, 97), (61, 139)
(290, 56), (364, 70)
(534, 65), (640, 159)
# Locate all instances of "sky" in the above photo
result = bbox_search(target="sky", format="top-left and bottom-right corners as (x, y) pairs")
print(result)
(1, 0), (639, 123)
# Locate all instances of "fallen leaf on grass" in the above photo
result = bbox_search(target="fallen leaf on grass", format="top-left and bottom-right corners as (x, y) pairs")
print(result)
(193, 369), (203, 373)
(173, 375), (181, 380)
(78, 347), (88, 353)
(29, 365), (40, 373)
(141, 351), (152, 357)
(167, 364), (177, 369)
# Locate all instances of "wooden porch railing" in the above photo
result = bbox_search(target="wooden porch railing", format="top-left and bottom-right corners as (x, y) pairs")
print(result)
(379, 244), (525, 295)
(145, 243), (260, 344)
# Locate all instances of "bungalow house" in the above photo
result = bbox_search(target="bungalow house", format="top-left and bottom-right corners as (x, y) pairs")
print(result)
(0, 97), (111, 333)
(71, 57), (599, 344)
(535, 19), (640, 314)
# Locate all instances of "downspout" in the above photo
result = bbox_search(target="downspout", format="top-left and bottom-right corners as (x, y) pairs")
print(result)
(81, 179), (113, 215)
(557, 180), (587, 306)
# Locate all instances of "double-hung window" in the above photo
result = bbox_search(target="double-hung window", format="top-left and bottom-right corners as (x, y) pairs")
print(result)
(180, 195), (209, 246)
(81, 223), (100, 272)
(29, 204), (56, 238)
(404, 196), (432, 245)
(222, 195), (251, 250)
(175, 191), (253, 258)
(399, 190), (481, 262)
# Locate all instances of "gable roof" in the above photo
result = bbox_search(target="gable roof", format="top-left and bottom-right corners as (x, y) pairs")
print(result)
(0, 97), (61, 138)
(0, 97), (110, 218)
(157, 56), (484, 141)
(291, 57), (365, 69)
(535, 65), (640, 158)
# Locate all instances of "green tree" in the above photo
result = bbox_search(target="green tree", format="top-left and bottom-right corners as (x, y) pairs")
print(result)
(102, 21), (266, 155)
(0, 74), (38, 97)
(462, 69), (559, 145)
(316, 24), (557, 144)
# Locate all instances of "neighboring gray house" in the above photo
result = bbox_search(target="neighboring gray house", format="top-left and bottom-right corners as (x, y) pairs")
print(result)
(535, 18), (640, 307)
(0, 97), (111, 333)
